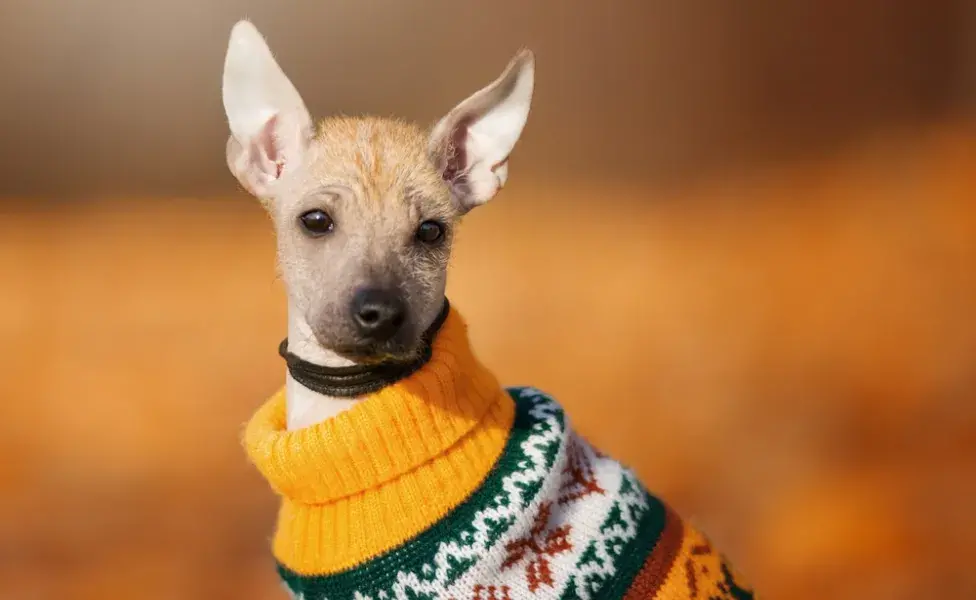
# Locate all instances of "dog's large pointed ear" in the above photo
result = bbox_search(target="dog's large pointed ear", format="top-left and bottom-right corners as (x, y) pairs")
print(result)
(222, 20), (313, 200)
(429, 50), (535, 213)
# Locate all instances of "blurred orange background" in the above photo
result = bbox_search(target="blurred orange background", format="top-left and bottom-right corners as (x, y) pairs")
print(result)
(2, 1), (975, 599)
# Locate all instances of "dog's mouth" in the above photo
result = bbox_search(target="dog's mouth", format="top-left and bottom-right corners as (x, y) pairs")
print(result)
(332, 338), (423, 366)
(311, 300), (449, 368)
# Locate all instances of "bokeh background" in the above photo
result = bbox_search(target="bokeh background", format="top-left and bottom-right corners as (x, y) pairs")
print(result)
(2, 1), (975, 598)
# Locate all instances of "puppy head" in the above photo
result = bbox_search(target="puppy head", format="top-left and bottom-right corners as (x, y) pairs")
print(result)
(221, 21), (534, 362)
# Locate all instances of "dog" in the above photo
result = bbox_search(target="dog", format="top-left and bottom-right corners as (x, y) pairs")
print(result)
(223, 20), (755, 600)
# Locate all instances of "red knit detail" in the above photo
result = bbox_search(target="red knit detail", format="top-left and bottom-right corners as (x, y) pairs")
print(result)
(558, 437), (606, 505)
(501, 502), (574, 592)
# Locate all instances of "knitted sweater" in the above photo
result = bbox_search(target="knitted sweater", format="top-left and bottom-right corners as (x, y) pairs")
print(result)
(244, 307), (755, 600)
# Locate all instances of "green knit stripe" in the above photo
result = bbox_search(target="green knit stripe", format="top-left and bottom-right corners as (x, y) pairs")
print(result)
(278, 387), (566, 600)
(559, 472), (667, 600)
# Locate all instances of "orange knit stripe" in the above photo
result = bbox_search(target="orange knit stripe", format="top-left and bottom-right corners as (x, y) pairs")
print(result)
(273, 395), (512, 574)
(646, 519), (754, 600)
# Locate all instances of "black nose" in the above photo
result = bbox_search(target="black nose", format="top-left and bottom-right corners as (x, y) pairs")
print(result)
(351, 288), (407, 341)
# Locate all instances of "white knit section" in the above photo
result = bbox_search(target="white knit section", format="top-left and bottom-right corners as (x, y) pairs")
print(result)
(561, 468), (650, 599)
(375, 388), (566, 600)
(442, 432), (623, 600)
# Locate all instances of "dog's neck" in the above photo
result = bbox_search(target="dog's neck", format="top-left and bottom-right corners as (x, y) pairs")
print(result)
(284, 304), (361, 431)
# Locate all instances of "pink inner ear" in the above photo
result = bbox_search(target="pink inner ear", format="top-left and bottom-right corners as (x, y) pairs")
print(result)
(491, 156), (510, 189)
(442, 115), (473, 183)
(250, 114), (284, 179)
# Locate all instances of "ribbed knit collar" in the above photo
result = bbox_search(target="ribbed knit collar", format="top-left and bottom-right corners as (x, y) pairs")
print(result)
(243, 306), (509, 506)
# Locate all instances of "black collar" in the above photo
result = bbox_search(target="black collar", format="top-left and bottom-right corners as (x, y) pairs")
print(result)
(278, 299), (451, 397)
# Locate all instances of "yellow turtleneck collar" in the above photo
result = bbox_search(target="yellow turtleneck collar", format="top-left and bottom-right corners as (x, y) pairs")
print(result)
(243, 306), (516, 575)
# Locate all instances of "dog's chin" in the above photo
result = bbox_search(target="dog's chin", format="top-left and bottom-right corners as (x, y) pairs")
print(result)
(332, 338), (423, 365)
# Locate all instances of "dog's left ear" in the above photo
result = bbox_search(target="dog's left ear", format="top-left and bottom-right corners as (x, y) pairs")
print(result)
(429, 49), (535, 213)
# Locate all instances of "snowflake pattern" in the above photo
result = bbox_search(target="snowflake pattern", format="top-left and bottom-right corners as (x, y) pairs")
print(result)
(557, 436), (606, 505)
(501, 501), (574, 592)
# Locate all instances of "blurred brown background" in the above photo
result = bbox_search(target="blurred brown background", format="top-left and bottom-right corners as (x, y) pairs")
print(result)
(2, 1), (975, 599)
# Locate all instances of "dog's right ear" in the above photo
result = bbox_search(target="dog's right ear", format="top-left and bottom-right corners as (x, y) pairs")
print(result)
(222, 20), (312, 200)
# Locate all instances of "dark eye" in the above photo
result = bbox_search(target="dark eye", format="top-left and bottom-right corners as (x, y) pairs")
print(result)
(416, 220), (445, 244)
(299, 209), (334, 236)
